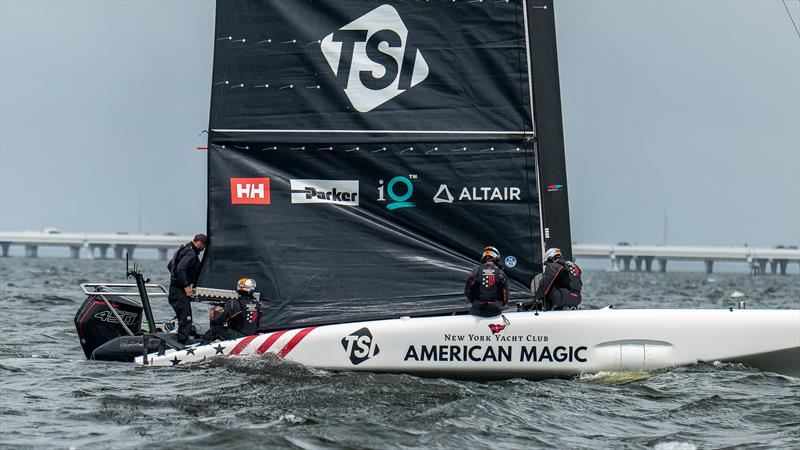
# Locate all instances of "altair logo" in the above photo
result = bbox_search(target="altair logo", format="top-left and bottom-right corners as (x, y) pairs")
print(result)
(433, 184), (522, 203)
(378, 175), (416, 210)
(320, 5), (430, 112)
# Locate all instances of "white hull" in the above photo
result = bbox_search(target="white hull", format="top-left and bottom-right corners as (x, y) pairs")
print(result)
(136, 309), (800, 378)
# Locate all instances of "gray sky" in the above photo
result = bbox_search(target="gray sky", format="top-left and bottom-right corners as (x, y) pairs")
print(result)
(1, 0), (798, 247)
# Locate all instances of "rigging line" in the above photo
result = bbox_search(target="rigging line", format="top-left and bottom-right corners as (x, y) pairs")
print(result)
(782, 0), (800, 39)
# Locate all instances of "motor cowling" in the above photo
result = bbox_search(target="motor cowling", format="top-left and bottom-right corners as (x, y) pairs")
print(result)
(74, 295), (143, 359)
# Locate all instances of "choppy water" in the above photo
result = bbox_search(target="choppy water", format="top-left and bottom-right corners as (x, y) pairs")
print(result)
(1, 258), (798, 449)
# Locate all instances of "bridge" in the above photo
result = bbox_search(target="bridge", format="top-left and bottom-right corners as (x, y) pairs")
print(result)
(573, 244), (800, 275)
(1, 231), (798, 274)
(0, 231), (191, 260)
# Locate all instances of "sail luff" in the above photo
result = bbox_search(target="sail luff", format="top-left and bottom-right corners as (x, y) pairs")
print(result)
(525, 0), (573, 260)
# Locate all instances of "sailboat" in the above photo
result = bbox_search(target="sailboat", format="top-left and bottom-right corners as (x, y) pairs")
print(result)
(76, 0), (799, 377)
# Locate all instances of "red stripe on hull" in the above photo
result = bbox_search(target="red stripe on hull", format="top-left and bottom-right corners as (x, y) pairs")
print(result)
(277, 327), (317, 358)
(229, 335), (258, 355)
(254, 330), (288, 355)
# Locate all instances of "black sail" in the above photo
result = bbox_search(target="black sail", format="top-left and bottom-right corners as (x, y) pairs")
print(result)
(199, 0), (570, 330)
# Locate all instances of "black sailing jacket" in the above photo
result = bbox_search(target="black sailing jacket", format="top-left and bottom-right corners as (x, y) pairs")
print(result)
(168, 242), (201, 288)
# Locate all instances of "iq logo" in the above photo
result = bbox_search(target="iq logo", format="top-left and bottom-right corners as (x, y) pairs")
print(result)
(341, 327), (380, 365)
(378, 175), (416, 210)
(320, 5), (430, 112)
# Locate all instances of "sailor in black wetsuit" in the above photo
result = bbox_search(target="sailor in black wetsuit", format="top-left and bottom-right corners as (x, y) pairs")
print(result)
(533, 248), (583, 310)
(204, 277), (260, 342)
(465, 246), (508, 317)
(167, 233), (207, 344)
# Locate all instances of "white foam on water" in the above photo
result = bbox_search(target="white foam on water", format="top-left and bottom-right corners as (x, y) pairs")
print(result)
(654, 442), (697, 450)
(279, 414), (308, 425)
(578, 371), (651, 385)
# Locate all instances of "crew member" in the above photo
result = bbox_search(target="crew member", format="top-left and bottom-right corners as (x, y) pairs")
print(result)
(532, 248), (582, 310)
(465, 245), (508, 317)
(167, 233), (208, 344)
(204, 277), (260, 342)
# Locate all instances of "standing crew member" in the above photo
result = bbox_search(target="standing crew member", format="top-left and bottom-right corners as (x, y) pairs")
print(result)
(204, 277), (260, 342)
(167, 233), (208, 344)
(465, 245), (508, 317)
(532, 248), (582, 310)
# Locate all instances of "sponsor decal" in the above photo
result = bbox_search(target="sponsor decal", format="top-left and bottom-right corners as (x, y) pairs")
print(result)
(403, 344), (588, 363)
(504, 255), (517, 268)
(377, 175), (416, 210)
(547, 184), (564, 192)
(341, 327), (380, 365)
(482, 268), (496, 288)
(488, 324), (506, 334)
(94, 310), (138, 326)
(321, 5), (430, 113)
(433, 184), (454, 204)
(432, 184), (522, 203)
(230, 178), (270, 204)
(290, 179), (359, 205)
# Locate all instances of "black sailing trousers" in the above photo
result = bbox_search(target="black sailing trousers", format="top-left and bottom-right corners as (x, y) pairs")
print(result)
(168, 283), (193, 344)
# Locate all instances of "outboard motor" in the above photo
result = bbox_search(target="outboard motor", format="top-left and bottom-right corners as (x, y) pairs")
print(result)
(76, 260), (183, 362)
(74, 292), (143, 359)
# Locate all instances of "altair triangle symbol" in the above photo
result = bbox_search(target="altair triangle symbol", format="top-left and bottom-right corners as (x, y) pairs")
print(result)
(433, 184), (454, 204)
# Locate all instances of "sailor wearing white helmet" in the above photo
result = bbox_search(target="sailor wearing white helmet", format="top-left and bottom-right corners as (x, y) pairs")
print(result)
(202, 277), (261, 343)
(464, 245), (508, 317)
(531, 248), (583, 311)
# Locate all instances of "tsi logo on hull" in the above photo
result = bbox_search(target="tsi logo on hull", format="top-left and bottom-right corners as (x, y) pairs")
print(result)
(230, 178), (270, 204)
(341, 327), (380, 365)
(290, 180), (359, 205)
(321, 4), (430, 112)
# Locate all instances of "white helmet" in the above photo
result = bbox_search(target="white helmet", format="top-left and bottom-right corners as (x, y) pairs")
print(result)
(481, 245), (500, 262)
(544, 248), (562, 262)
(236, 277), (256, 294)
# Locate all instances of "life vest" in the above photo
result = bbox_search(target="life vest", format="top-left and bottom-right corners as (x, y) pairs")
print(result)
(234, 294), (260, 335)
(561, 261), (583, 293)
(478, 262), (503, 303)
(166, 243), (190, 275)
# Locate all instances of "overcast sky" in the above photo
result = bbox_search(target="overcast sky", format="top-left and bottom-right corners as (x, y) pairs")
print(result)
(1, 0), (798, 247)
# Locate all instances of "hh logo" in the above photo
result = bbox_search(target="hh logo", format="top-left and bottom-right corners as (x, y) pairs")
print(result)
(321, 4), (429, 113)
(341, 327), (380, 365)
(230, 178), (270, 204)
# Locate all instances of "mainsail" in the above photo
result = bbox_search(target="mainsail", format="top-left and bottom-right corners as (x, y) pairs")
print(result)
(199, 0), (572, 330)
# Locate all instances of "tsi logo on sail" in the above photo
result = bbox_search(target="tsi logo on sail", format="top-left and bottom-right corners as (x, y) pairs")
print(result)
(230, 178), (270, 205)
(290, 180), (359, 205)
(320, 5), (430, 112)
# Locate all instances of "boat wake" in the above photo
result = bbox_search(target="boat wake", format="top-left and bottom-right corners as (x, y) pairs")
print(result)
(578, 370), (653, 385)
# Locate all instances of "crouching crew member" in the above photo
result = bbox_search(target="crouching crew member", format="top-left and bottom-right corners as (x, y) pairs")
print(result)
(533, 248), (582, 310)
(465, 246), (508, 317)
(203, 277), (260, 342)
